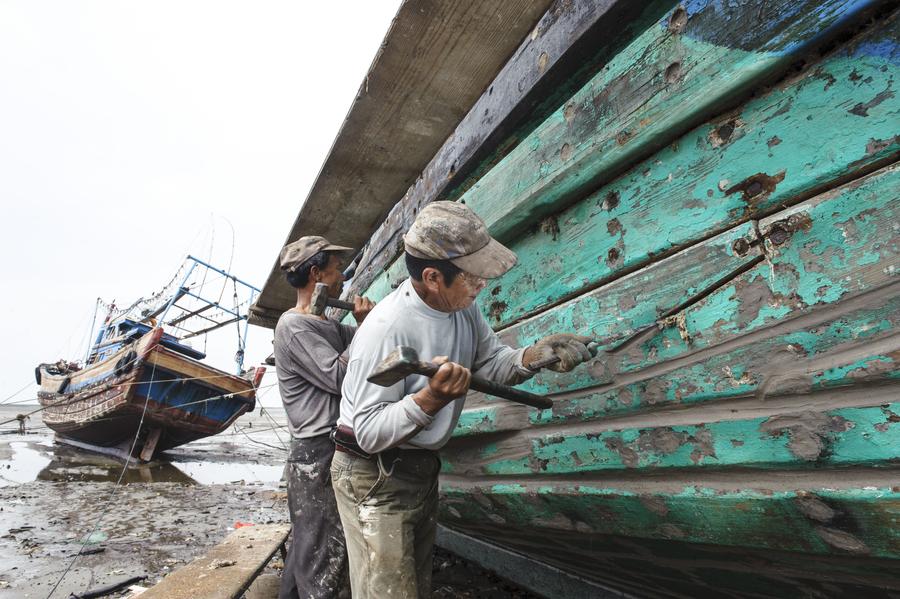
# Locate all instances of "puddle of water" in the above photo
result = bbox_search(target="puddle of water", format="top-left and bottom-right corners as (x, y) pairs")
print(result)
(0, 442), (51, 486)
(0, 438), (285, 487)
(170, 460), (285, 486)
(0, 404), (289, 488)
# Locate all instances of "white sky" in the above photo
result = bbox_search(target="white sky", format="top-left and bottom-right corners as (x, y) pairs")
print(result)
(0, 1), (402, 407)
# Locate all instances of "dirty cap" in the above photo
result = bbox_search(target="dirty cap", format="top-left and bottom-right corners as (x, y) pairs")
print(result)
(279, 236), (352, 272)
(403, 201), (517, 279)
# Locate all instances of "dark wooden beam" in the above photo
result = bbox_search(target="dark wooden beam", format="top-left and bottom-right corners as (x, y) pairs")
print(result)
(343, 0), (677, 303)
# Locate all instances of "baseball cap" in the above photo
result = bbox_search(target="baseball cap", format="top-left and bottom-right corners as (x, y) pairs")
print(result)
(279, 236), (352, 272)
(403, 202), (517, 279)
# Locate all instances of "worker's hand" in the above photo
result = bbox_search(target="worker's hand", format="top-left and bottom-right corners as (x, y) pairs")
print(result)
(413, 356), (471, 416)
(352, 295), (376, 324)
(524, 334), (594, 372)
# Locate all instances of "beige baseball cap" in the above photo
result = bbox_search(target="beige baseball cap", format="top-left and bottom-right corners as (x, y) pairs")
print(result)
(279, 236), (352, 272)
(403, 201), (517, 279)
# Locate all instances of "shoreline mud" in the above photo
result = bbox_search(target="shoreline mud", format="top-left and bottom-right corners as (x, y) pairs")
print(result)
(0, 407), (538, 598)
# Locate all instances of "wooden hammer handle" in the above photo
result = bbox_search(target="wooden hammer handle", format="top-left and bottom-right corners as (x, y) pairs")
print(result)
(415, 362), (552, 410)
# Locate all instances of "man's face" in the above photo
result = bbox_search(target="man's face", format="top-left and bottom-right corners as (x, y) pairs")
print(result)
(317, 254), (345, 297)
(431, 269), (487, 312)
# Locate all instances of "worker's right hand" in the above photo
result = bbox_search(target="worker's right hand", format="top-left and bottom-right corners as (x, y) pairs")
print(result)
(352, 295), (376, 324)
(413, 356), (471, 415)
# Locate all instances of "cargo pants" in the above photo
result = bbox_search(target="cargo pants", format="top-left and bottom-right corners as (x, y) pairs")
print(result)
(330, 447), (441, 599)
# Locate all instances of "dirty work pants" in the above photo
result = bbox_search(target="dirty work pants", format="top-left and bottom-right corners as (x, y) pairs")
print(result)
(279, 434), (349, 599)
(330, 447), (440, 599)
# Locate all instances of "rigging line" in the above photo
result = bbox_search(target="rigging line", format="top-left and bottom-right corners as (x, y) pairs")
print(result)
(215, 216), (236, 305)
(258, 405), (288, 451)
(0, 405), (45, 427)
(196, 215), (215, 301)
(223, 423), (288, 436)
(45, 360), (162, 599)
(0, 381), (37, 405)
(233, 425), (287, 452)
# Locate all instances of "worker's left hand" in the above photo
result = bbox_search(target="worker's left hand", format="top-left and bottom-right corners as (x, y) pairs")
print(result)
(524, 334), (593, 372)
(352, 296), (376, 324)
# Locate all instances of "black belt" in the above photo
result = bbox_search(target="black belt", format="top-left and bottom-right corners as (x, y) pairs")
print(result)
(331, 424), (372, 459)
(331, 425), (433, 462)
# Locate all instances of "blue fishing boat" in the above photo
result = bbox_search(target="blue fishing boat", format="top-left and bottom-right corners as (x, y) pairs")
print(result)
(36, 256), (265, 461)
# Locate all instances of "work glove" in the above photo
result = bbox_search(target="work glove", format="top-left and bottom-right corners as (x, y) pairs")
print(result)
(526, 334), (594, 373)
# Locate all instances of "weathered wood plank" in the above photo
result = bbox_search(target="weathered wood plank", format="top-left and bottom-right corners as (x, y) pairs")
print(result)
(463, 0), (888, 242)
(139, 523), (290, 599)
(529, 291), (900, 427)
(454, 288), (900, 435)
(344, 0), (678, 300)
(445, 400), (900, 476)
(440, 481), (900, 559)
(349, 9), (900, 332)
(612, 163), (900, 380)
(489, 162), (900, 398)
(480, 14), (900, 328)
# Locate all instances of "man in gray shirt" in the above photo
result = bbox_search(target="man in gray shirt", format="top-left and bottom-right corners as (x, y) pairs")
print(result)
(331, 202), (592, 598)
(274, 236), (374, 599)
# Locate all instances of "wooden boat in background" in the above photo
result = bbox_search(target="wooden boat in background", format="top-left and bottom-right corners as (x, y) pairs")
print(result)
(36, 256), (265, 461)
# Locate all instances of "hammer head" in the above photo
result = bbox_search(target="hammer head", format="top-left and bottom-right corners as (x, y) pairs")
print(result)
(310, 283), (330, 316)
(367, 346), (423, 387)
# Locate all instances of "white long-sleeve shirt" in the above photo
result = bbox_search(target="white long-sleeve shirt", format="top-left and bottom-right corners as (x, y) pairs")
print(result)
(337, 278), (534, 453)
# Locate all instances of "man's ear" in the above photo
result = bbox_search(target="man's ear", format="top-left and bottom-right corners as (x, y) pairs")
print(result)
(309, 265), (321, 282)
(422, 267), (442, 289)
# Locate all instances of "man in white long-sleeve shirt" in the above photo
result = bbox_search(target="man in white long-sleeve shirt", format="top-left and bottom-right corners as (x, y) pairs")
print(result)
(330, 202), (592, 598)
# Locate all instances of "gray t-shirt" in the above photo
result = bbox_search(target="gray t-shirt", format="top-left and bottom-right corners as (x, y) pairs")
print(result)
(275, 311), (355, 439)
(338, 278), (534, 453)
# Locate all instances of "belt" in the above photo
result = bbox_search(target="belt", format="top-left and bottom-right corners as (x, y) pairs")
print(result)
(331, 425), (433, 462)
(331, 424), (373, 459)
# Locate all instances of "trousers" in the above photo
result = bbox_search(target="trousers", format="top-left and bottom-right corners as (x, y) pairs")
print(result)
(279, 434), (349, 599)
(330, 447), (441, 599)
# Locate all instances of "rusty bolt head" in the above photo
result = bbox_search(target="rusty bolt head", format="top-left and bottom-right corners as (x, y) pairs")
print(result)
(768, 224), (790, 245)
(732, 238), (751, 256)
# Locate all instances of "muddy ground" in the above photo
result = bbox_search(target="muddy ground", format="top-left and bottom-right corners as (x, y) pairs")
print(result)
(0, 407), (539, 598)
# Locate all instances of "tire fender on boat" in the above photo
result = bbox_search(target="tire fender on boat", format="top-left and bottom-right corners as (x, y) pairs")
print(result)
(115, 350), (137, 377)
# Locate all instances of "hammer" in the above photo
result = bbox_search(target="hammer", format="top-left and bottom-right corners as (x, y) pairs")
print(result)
(368, 346), (552, 410)
(310, 283), (354, 317)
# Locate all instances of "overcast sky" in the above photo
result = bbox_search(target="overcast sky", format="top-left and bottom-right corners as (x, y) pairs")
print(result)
(0, 1), (402, 407)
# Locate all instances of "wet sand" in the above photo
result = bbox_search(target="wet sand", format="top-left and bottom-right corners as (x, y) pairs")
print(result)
(0, 405), (538, 598)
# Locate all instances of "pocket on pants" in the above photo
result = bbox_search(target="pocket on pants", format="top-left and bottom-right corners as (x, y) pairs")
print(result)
(341, 459), (384, 506)
(354, 468), (385, 506)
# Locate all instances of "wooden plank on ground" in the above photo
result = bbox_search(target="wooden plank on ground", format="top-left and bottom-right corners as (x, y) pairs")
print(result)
(139, 524), (289, 599)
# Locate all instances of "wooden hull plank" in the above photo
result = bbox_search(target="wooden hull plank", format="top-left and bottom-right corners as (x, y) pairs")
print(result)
(352, 8), (900, 335)
(463, 0), (887, 241)
(439, 482), (900, 569)
(482, 14), (900, 328)
(615, 164), (900, 378)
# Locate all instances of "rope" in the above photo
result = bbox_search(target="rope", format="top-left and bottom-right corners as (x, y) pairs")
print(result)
(45, 359), (162, 599)
(0, 381), (36, 405)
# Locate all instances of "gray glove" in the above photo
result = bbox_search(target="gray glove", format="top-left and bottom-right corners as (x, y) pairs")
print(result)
(527, 334), (593, 372)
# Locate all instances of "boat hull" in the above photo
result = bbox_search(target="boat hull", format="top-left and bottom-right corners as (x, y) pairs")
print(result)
(38, 328), (263, 460)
